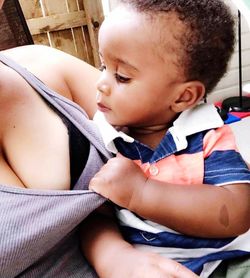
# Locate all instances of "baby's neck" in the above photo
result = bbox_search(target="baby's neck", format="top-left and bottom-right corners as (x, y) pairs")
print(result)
(128, 125), (169, 149)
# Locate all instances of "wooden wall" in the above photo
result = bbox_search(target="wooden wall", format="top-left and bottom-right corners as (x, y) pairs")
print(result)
(19, 0), (104, 67)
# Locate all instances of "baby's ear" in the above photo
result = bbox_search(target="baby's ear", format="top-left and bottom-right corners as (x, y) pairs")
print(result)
(171, 81), (205, 113)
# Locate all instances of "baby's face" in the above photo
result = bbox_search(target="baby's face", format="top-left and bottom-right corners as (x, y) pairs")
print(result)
(96, 4), (186, 129)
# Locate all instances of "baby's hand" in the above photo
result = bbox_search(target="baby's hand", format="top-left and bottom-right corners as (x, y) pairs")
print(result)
(89, 153), (147, 209)
(104, 246), (198, 278)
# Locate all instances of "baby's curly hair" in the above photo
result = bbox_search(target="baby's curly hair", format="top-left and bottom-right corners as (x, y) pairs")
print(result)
(120, 0), (235, 94)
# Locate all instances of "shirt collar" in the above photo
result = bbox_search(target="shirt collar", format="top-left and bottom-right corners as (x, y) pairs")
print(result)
(93, 103), (224, 154)
(93, 111), (134, 154)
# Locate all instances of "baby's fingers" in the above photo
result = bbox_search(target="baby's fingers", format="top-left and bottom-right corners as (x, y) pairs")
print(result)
(159, 258), (198, 278)
(89, 176), (108, 196)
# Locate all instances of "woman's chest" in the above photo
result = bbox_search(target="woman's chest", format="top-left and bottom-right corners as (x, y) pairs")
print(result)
(0, 78), (71, 189)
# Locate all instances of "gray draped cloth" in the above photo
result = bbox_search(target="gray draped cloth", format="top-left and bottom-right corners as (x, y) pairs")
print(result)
(0, 53), (112, 277)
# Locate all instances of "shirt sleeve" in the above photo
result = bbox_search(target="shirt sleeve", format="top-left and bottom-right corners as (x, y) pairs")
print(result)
(203, 125), (250, 185)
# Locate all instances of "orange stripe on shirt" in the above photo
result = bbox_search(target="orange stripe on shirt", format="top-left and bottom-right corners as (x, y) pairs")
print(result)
(134, 152), (204, 185)
(203, 125), (238, 158)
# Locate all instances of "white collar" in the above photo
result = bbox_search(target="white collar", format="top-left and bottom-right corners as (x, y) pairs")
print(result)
(93, 111), (134, 154)
(93, 103), (224, 154)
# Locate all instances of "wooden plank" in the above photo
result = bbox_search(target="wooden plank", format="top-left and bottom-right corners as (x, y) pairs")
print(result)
(19, 0), (43, 19)
(26, 11), (87, 35)
(19, 0), (49, 45)
(78, 0), (84, 10)
(66, 0), (90, 62)
(83, 0), (104, 67)
(79, 0), (95, 65)
(82, 25), (95, 65)
(32, 34), (50, 46)
(67, 0), (78, 12)
(42, 0), (68, 16)
(42, 0), (77, 57)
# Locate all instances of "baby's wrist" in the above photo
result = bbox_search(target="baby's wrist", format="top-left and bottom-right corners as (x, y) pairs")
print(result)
(127, 177), (147, 213)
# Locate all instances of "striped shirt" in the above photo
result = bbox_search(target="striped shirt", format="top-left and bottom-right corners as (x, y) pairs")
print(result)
(94, 104), (250, 277)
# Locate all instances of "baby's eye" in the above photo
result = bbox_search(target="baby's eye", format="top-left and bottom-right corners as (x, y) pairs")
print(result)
(115, 73), (131, 83)
(99, 64), (106, 71)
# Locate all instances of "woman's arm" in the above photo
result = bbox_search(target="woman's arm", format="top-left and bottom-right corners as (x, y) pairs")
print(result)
(89, 154), (250, 238)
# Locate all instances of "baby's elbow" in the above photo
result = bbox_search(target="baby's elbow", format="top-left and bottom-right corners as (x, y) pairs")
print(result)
(230, 195), (250, 236)
(235, 208), (250, 236)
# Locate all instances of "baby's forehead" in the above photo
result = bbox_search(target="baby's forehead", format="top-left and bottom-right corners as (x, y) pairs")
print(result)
(144, 12), (186, 63)
(105, 6), (184, 48)
(101, 6), (185, 71)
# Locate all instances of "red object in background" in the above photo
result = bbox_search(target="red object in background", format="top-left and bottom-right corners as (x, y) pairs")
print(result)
(216, 94), (250, 119)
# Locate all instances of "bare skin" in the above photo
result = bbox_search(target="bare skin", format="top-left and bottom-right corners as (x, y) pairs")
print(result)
(0, 45), (198, 277)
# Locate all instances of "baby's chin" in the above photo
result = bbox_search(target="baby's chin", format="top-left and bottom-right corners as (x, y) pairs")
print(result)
(104, 116), (126, 129)
(113, 125), (129, 133)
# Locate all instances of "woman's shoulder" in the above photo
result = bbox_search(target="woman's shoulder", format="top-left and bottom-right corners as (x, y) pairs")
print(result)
(0, 46), (68, 129)
(1, 44), (98, 80)
(1, 44), (68, 65)
(0, 45), (75, 99)
(0, 45), (100, 117)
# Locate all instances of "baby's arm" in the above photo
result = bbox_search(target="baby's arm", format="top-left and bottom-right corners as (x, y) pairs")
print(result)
(81, 204), (198, 278)
(90, 154), (250, 238)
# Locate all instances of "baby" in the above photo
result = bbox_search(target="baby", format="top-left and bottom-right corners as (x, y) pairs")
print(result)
(89, 0), (250, 277)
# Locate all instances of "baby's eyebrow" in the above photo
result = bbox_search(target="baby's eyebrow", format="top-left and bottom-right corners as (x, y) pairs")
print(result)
(99, 51), (139, 72)
(115, 57), (139, 72)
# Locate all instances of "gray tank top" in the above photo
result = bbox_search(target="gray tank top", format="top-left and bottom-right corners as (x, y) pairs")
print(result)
(0, 53), (112, 278)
